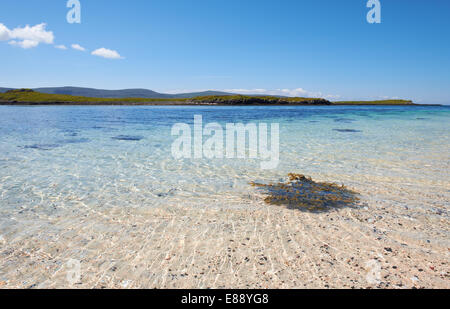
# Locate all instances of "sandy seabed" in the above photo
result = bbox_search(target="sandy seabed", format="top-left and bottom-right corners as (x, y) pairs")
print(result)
(1, 103), (449, 289)
(0, 176), (448, 289)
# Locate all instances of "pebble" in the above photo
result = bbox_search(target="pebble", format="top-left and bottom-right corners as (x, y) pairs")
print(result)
(121, 280), (133, 288)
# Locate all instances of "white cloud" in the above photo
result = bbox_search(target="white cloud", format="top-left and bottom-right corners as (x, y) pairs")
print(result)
(71, 43), (86, 51)
(10, 23), (54, 44)
(162, 88), (341, 100)
(9, 39), (39, 49)
(226, 88), (270, 95)
(223, 88), (341, 99)
(91, 47), (123, 59)
(55, 44), (67, 50)
(379, 95), (400, 100)
(323, 94), (342, 100)
(164, 89), (209, 94)
(0, 23), (11, 41)
(1, 23), (54, 49)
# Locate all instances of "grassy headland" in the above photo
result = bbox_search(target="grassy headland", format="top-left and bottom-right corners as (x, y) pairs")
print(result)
(0, 89), (185, 105)
(0, 89), (417, 106)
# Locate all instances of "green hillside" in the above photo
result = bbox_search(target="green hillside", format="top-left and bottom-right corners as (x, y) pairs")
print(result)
(0, 90), (329, 105)
(0, 89), (416, 106)
(0, 89), (183, 104)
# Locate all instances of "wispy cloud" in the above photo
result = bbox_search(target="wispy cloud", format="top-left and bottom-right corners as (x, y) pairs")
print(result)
(0, 23), (54, 49)
(163, 87), (341, 100)
(9, 40), (39, 49)
(164, 89), (209, 94)
(1, 22), (125, 62)
(71, 43), (86, 51)
(1, 21), (127, 64)
(0, 23), (10, 41)
(91, 48), (123, 59)
(224, 88), (341, 99)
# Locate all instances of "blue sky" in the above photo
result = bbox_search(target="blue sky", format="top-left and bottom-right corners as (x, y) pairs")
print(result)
(1, 0), (449, 103)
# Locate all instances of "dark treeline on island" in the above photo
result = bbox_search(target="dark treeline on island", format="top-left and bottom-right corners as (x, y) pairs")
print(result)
(189, 95), (331, 105)
(0, 89), (416, 106)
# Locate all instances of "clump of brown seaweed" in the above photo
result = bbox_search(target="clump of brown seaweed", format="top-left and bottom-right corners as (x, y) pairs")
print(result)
(250, 173), (360, 212)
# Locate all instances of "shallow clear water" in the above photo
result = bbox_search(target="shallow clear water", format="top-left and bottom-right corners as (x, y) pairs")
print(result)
(0, 105), (449, 214)
(1, 105), (449, 288)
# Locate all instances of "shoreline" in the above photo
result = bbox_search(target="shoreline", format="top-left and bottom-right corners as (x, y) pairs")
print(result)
(0, 90), (428, 106)
(0, 101), (442, 107)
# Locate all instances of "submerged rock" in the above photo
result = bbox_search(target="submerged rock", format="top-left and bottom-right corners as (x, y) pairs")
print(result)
(334, 118), (356, 123)
(23, 144), (60, 150)
(57, 138), (90, 144)
(333, 129), (362, 133)
(111, 135), (144, 141)
(156, 189), (177, 198)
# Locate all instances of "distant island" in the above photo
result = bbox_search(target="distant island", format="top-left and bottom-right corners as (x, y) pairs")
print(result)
(0, 88), (416, 106)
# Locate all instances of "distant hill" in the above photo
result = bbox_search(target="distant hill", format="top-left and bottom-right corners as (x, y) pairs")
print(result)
(0, 89), (182, 104)
(34, 87), (170, 99)
(0, 87), (417, 105)
(0, 89), (332, 105)
(171, 90), (236, 98)
(0, 89), (417, 106)
(0, 86), (235, 99)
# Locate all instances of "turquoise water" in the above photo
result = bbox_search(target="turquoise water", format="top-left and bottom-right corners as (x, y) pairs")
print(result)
(0, 105), (449, 288)
(0, 105), (449, 214)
